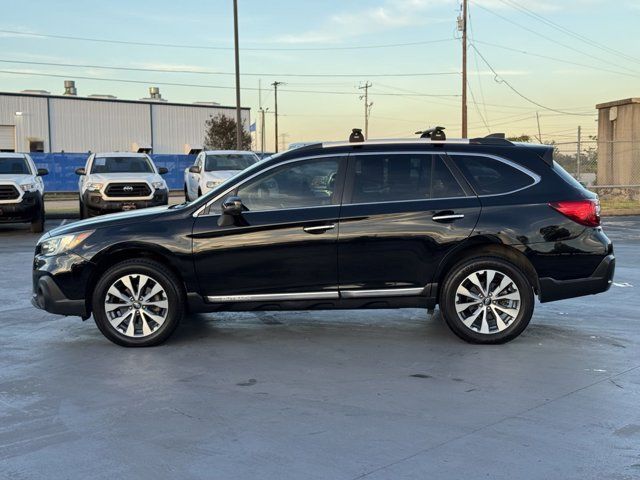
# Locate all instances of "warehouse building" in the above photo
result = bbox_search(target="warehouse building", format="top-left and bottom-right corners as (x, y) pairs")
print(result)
(0, 81), (251, 154)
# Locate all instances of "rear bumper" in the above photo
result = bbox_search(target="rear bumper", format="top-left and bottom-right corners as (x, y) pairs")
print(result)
(538, 254), (615, 303)
(32, 274), (87, 317)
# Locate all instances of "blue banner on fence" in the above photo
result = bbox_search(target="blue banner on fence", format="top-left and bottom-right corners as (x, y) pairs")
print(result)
(29, 153), (197, 192)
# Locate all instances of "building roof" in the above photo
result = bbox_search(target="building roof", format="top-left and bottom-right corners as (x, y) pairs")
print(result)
(0, 90), (250, 111)
(596, 98), (640, 109)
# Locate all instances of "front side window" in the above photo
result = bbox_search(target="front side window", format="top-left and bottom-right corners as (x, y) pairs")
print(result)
(236, 158), (341, 211)
(451, 155), (536, 195)
(0, 157), (31, 175)
(205, 154), (256, 172)
(350, 153), (464, 204)
(91, 156), (154, 174)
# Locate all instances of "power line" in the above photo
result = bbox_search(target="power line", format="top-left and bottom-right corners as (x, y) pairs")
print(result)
(0, 58), (460, 78)
(498, 0), (640, 66)
(0, 29), (455, 51)
(470, 1), (640, 75)
(469, 44), (596, 117)
(0, 69), (460, 97)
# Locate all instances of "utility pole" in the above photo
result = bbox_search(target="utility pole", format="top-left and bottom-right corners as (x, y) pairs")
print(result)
(577, 125), (582, 181)
(536, 111), (543, 143)
(259, 107), (269, 154)
(272, 81), (284, 152)
(279, 133), (289, 152)
(232, 0), (242, 149)
(358, 82), (373, 139)
(461, 0), (468, 138)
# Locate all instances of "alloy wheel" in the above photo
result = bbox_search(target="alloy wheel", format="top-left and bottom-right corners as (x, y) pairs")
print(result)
(454, 269), (521, 334)
(104, 274), (169, 338)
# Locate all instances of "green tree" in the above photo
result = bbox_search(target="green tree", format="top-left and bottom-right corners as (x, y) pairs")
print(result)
(203, 114), (252, 150)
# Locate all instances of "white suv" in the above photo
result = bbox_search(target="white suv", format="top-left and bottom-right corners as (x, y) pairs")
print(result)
(0, 153), (48, 233)
(184, 150), (259, 201)
(76, 153), (168, 218)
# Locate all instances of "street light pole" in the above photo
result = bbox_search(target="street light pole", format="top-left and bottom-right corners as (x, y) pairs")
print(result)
(232, 0), (242, 149)
(461, 0), (468, 138)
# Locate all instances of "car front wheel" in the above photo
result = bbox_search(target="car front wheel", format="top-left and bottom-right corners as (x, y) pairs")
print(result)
(439, 256), (534, 344)
(92, 259), (184, 347)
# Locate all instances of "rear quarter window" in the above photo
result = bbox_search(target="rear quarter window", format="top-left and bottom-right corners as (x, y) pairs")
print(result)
(451, 154), (536, 195)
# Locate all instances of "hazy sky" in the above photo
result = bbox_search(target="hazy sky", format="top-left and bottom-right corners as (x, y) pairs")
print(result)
(1, 0), (638, 150)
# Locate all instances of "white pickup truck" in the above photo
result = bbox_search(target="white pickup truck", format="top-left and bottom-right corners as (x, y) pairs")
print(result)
(76, 152), (169, 218)
(0, 153), (48, 233)
(184, 150), (259, 201)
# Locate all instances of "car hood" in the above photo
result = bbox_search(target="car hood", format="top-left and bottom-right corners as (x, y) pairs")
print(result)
(87, 172), (162, 184)
(0, 174), (34, 184)
(203, 170), (241, 181)
(43, 205), (172, 239)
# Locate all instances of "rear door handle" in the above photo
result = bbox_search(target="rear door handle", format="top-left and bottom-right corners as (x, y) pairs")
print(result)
(432, 213), (465, 222)
(303, 224), (335, 233)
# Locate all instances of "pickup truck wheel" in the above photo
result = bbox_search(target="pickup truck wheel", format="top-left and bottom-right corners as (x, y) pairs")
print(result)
(30, 205), (45, 233)
(79, 199), (86, 219)
(198, 188), (202, 198)
(184, 184), (189, 201)
(92, 259), (184, 347)
(439, 256), (534, 344)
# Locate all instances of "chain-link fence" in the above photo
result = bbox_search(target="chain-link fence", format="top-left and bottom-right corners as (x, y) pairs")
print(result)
(552, 140), (640, 214)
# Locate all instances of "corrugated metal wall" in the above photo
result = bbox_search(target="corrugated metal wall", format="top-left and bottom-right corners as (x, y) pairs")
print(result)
(0, 94), (252, 154)
(49, 97), (151, 152)
(0, 95), (49, 151)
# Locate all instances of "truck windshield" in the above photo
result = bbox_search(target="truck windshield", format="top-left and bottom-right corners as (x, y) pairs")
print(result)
(205, 154), (256, 172)
(91, 156), (154, 174)
(0, 157), (30, 175)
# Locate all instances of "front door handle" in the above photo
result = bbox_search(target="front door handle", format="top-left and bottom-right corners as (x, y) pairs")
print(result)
(432, 212), (465, 222)
(303, 224), (336, 233)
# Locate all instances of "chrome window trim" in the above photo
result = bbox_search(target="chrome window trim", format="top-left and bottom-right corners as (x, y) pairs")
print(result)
(445, 152), (541, 197)
(193, 154), (345, 217)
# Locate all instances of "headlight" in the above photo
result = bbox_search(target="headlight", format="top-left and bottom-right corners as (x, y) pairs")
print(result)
(20, 183), (36, 192)
(38, 231), (94, 257)
(206, 180), (224, 189)
(152, 181), (166, 189)
(86, 183), (103, 192)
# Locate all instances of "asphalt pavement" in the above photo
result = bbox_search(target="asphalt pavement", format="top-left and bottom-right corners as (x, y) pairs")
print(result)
(0, 217), (638, 479)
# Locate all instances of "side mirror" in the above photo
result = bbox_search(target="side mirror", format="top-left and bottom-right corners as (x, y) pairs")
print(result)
(37, 168), (49, 176)
(221, 196), (244, 215)
(75, 167), (86, 176)
(158, 167), (169, 175)
(189, 165), (201, 174)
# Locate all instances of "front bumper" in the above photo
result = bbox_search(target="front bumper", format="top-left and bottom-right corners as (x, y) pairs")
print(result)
(32, 251), (94, 317)
(83, 189), (168, 214)
(538, 254), (615, 303)
(0, 191), (41, 223)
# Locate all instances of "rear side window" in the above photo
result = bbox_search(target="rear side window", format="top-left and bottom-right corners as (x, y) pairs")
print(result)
(350, 154), (464, 203)
(451, 155), (535, 195)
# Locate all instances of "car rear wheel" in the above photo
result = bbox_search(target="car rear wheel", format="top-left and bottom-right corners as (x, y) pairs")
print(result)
(439, 256), (534, 344)
(92, 259), (184, 347)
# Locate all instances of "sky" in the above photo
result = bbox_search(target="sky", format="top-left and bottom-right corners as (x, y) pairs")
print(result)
(0, 0), (639, 151)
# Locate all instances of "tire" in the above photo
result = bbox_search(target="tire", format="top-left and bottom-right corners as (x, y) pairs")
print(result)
(79, 199), (86, 219)
(30, 204), (45, 234)
(92, 259), (184, 347)
(184, 184), (189, 201)
(439, 256), (534, 344)
(197, 188), (202, 198)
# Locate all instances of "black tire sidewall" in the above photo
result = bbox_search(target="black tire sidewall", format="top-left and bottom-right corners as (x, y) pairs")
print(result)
(92, 260), (182, 347)
(30, 205), (44, 233)
(440, 257), (534, 344)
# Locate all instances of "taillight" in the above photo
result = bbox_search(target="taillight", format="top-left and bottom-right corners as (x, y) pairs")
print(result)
(549, 199), (600, 227)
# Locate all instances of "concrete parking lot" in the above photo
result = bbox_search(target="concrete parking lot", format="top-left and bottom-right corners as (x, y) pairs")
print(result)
(0, 217), (638, 480)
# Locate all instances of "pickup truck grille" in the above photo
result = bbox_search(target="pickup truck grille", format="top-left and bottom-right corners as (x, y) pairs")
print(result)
(0, 184), (20, 200)
(105, 183), (151, 198)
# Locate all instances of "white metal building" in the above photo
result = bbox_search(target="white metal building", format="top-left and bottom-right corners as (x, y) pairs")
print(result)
(0, 83), (251, 154)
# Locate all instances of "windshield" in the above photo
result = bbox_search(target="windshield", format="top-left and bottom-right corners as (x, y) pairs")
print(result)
(205, 154), (256, 172)
(91, 156), (154, 174)
(0, 157), (30, 175)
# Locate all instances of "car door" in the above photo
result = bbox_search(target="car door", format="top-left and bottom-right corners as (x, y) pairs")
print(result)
(188, 153), (202, 198)
(337, 151), (481, 296)
(192, 155), (347, 299)
(78, 154), (92, 193)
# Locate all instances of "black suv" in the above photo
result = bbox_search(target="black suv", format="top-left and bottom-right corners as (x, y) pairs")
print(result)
(32, 134), (614, 347)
